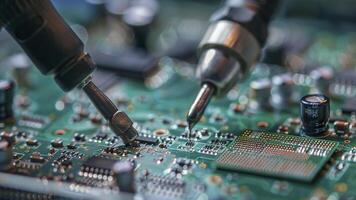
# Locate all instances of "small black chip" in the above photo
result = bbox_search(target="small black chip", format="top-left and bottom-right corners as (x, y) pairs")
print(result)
(135, 136), (158, 145)
(61, 160), (72, 168)
(67, 142), (77, 150)
(30, 152), (45, 163)
(51, 139), (63, 148)
(82, 156), (117, 170)
(342, 97), (356, 114)
(26, 139), (38, 147)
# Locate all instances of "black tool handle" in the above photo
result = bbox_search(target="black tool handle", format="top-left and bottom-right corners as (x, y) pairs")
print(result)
(0, 0), (95, 91)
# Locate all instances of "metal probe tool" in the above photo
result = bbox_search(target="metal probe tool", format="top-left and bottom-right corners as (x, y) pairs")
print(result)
(186, 83), (215, 142)
(82, 79), (138, 146)
(186, 0), (280, 135)
(0, 0), (139, 146)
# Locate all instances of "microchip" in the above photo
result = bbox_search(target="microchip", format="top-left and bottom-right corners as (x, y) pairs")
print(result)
(26, 139), (38, 147)
(82, 156), (117, 171)
(135, 135), (158, 145)
(216, 130), (339, 182)
(30, 152), (45, 163)
(51, 139), (63, 148)
(341, 97), (356, 114)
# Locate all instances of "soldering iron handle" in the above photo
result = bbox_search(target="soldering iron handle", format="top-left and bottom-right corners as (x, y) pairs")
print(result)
(0, 0), (95, 91)
(211, 0), (280, 46)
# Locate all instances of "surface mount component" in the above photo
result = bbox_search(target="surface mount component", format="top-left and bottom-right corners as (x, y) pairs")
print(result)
(300, 94), (330, 136)
(341, 97), (356, 114)
(0, 141), (12, 171)
(135, 135), (159, 145)
(113, 161), (136, 193)
(82, 156), (117, 172)
(217, 130), (339, 182)
(0, 80), (15, 123)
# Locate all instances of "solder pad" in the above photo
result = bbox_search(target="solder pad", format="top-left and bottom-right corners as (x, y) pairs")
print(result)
(216, 130), (339, 182)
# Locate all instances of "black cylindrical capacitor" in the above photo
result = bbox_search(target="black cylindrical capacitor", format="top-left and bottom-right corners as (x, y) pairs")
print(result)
(300, 94), (330, 136)
(0, 80), (15, 122)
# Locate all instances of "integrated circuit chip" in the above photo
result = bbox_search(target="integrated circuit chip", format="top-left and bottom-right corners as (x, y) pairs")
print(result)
(341, 97), (356, 114)
(135, 135), (159, 145)
(82, 156), (117, 171)
(216, 130), (339, 182)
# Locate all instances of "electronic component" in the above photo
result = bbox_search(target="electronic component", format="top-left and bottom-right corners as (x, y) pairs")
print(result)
(333, 121), (350, 136)
(300, 94), (330, 136)
(341, 97), (356, 114)
(51, 139), (64, 148)
(310, 67), (333, 95)
(0, 1), (356, 199)
(113, 161), (136, 193)
(139, 173), (186, 198)
(26, 139), (38, 147)
(73, 133), (86, 142)
(271, 73), (294, 110)
(9, 53), (31, 88)
(0, 131), (16, 146)
(0, 80), (15, 123)
(30, 152), (45, 163)
(17, 115), (48, 129)
(135, 135), (158, 145)
(249, 78), (272, 110)
(0, 141), (12, 171)
(82, 156), (117, 171)
(217, 130), (339, 182)
(66, 142), (77, 150)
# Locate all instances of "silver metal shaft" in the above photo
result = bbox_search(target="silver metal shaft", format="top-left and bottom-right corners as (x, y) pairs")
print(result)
(186, 83), (215, 134)
(185, 20), (261, 130)
(82, 80), (138, 145)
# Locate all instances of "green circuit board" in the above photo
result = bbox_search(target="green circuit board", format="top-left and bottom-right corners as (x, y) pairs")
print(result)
(217, 130), (339, 182)
(0, 17), (356, 200)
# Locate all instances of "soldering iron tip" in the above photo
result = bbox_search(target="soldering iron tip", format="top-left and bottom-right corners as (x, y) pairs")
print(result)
(186, 83), (215, 131)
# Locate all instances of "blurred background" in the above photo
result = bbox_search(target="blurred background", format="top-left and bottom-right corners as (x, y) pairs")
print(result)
(54, 0), (356, 71)
(1, 0), (355, 97)
(0, 2), (355, 198)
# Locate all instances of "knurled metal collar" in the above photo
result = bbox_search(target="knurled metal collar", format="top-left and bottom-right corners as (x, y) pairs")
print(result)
(199, 20), (261, 70)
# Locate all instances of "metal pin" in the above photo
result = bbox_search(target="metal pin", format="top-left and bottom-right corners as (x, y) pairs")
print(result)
(186, 83), (215, 144)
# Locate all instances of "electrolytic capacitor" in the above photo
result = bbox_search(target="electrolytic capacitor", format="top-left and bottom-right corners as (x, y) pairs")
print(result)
(249, 78), (272, 111)
(271, 73), (294, 110)
(113, 161), (136, 193)
(0, 80), (15, 123)
(122, 0), (159, 49)
(310, 67), (333, 95)
(300, 94), (330, 136)
(9, 53), (31, 88)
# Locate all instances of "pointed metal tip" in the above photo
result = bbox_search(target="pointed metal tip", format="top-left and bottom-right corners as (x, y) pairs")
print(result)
(186, 83), (215, 131)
